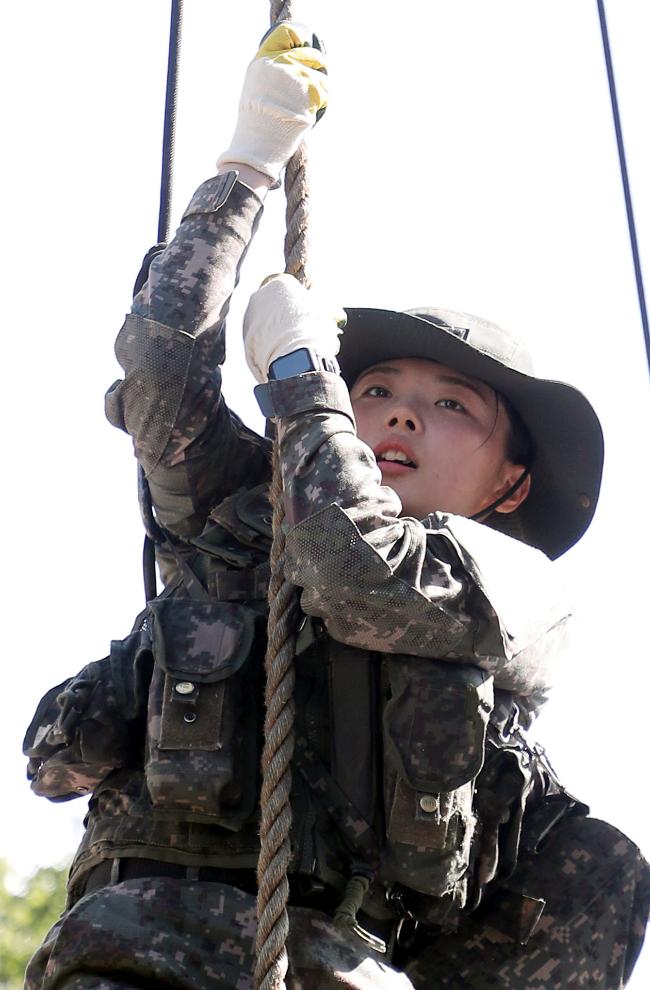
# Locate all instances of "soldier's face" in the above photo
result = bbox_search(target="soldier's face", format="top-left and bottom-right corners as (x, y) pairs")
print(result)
(350, 358), (530, 520)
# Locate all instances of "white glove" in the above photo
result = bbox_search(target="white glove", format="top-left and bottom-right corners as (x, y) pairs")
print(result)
(217, 22), (328, 184)
(243, 274), (344, 384)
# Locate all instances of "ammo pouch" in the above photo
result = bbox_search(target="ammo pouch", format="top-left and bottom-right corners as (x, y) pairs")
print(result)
(144, 597), (259, 829)
(382, 657), (494, 901)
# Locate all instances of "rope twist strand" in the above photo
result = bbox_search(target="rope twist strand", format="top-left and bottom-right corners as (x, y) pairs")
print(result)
(255, 3), (313, 987)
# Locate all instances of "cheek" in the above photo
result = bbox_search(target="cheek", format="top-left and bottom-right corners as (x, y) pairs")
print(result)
(352, 403), (373, 444)
(435, 414), (501, 457)
(420, 424), (502, 488)
(421, 418), (480, 466)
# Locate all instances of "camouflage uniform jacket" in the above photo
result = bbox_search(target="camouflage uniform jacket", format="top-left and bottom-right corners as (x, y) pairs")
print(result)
(24, 172), (575, 923)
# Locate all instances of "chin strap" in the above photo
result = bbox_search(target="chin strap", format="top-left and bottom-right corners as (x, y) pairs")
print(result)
(470, 467), (530, 523)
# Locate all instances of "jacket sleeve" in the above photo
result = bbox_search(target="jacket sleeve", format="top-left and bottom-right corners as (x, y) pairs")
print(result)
(105, 172), (271, 539)
(23, 662), (130, 801)
(23, 630), (152, 801)
(268, 372), (570, 706)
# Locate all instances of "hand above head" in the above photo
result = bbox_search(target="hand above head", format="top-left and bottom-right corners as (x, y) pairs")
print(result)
(217, 22), (328, 186)
(243, 274), (345, 384)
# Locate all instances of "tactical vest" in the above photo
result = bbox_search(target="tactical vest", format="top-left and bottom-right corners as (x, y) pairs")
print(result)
(48, 483), (571, 927)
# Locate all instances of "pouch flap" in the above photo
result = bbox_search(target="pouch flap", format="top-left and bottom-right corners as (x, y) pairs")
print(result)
(195, 484), (273, 566)
(195, 484), (271, 561)
(235, 484), (273, 542)
(384, 657), (493, 793)
(148, 599), (255, 682)
(190, 525), (261, 569)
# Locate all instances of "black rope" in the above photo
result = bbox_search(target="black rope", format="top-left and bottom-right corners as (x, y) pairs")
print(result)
(139, 0), (185, 602)
(596, 0), (649, 374)
(158, 0), (184, 243)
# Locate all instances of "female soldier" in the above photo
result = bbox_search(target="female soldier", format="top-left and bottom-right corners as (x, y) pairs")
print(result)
(24, 23), (648, 990)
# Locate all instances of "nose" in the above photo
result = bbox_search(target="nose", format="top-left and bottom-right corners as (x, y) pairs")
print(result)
(385, 401), (421, 433)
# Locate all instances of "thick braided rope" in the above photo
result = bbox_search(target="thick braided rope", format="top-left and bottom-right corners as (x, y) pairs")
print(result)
(255, 4), (310, 989)
(255, 447), (299, 990)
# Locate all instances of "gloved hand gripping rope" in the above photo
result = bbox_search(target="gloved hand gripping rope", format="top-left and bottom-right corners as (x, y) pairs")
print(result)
(221, 10), (329, 990)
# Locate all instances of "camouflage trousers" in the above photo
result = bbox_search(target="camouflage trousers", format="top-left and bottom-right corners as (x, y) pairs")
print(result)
(405, 816), (650, 988)
(24, 877), (410, 990)
(25, 818), (649, 990)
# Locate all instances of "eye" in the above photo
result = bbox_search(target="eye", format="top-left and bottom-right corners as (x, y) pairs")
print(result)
(436, 398), (466, 413)
(363, 385), (391, 398)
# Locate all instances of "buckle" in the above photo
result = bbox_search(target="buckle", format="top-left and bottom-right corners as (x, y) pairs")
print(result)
(394, 917), (420, 951)
(387, 884), (415, 920)
(351, 920), (388, 955)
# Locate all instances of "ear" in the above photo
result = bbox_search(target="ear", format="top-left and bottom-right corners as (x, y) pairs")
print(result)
(494, 466), (531, 515)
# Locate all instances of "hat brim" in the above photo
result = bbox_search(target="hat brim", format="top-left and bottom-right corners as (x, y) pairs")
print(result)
(339, 308), (604, 559)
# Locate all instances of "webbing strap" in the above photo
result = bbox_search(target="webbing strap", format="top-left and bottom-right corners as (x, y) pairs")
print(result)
(328, 642), (378, 829)
(294, 736), (379, 865)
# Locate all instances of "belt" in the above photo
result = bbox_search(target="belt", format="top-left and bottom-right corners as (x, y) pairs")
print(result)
(82, 858), (258, 897)
(82, 858), (407, 956)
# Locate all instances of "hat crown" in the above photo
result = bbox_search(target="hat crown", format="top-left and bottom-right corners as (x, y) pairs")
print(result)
(406, 307), (535, 376)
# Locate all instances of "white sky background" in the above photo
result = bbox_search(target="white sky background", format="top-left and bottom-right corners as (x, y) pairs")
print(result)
(1, 0), (649, 982)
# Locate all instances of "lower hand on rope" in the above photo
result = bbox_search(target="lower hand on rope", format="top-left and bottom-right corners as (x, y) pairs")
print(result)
(217, 22), (328, 186)
(243, 274), (345, 384)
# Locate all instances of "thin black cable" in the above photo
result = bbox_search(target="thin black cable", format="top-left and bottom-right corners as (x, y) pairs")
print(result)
(596, 0), (650, 374)
(141, 0), (184, 601)
(158, 0), (184, 243)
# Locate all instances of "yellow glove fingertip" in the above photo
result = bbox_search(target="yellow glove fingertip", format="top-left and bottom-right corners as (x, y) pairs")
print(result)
(256, 23), (326, 70)
(257, 23), (307, 58)
(257, 47), (326, 75)
(259, 273), (286, 289)
(307, 81), (327, 116)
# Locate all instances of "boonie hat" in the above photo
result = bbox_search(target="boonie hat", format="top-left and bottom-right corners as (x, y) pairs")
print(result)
(339, 307), (604, 559)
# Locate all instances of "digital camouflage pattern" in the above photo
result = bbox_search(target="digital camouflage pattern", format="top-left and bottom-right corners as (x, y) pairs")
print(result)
(24, 171), (650, 987)
(23, 656), (139, 801)
(405, 816), (650, 988)
(380, 659), (492, 901)
(25, 879), (413, 990)
(144, 598), (261, 826)
(23, 817), (650, 990)
(105, 172), (272, 544)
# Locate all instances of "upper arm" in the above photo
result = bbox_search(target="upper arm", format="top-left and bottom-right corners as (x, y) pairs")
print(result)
(104, 175), (268, 537)
(106, 314), (272, 537)
(286, 502), (486, 659)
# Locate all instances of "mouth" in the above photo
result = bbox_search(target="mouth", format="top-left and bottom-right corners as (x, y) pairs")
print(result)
(373, 442), (418, 472)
